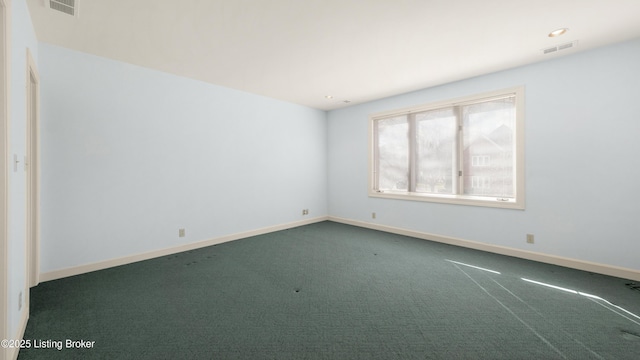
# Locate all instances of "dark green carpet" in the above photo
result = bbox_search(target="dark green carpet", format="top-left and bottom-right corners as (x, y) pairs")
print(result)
(19, 221), (640, 359)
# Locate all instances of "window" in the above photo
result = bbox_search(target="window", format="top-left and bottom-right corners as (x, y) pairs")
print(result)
(471, 176), (490, 189)
(370, 87), (524, 209)
(472, 155), (490, 167)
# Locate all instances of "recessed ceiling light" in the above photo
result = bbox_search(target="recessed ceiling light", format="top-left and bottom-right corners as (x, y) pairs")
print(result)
(325, 95), (333, 99)
(548, 28), (568, 37)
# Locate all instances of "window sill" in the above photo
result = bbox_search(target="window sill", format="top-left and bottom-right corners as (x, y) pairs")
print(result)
(369, 190), (524, 210)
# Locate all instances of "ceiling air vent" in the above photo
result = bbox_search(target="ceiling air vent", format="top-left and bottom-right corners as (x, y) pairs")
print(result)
(46, 0), (79, 17)
(542, 40), (578, 55)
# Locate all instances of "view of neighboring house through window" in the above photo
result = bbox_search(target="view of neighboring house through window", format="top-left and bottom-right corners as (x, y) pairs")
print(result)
(462, 96), (515, 198)
(471, 155), (490, 166)
(370, 87), (524, 209)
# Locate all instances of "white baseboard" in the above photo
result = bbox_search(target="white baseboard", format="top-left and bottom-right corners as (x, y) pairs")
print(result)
(40, 216), (329, 283)
(38, 214), (640, 283)
(329, 216), (640, 281)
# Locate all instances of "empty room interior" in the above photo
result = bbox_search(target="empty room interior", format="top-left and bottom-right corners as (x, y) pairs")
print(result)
(3, 0), (640, 359)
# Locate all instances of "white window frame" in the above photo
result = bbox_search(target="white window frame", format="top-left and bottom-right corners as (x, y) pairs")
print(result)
(368, 86), (525, 210)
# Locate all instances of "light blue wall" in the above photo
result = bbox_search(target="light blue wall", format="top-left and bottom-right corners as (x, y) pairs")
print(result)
(39, 43), (327, 273)
(8, 0), (38, 340)
(328, 38), (640, 272)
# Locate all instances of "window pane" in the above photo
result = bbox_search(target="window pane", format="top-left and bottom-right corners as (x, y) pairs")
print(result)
(462, 97), (515, 197)
(415, 108), (457, 194)
(376, 116), (409, 191)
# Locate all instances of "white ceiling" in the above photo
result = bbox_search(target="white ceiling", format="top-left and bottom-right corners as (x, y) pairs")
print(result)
(26, 0), (640, 110)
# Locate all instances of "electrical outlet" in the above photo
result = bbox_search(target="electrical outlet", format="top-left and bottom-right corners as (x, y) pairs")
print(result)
(18, 291), (22, 311)
(526, 234), (534, 244)
(372, 212), (376, 219)
(179, 228), (185, 238)
(302, 209), (309, 215)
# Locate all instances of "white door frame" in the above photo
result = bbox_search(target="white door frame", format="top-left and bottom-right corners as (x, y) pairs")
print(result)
(26, 48), (39, 288)
(1, 0), (10, 359)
